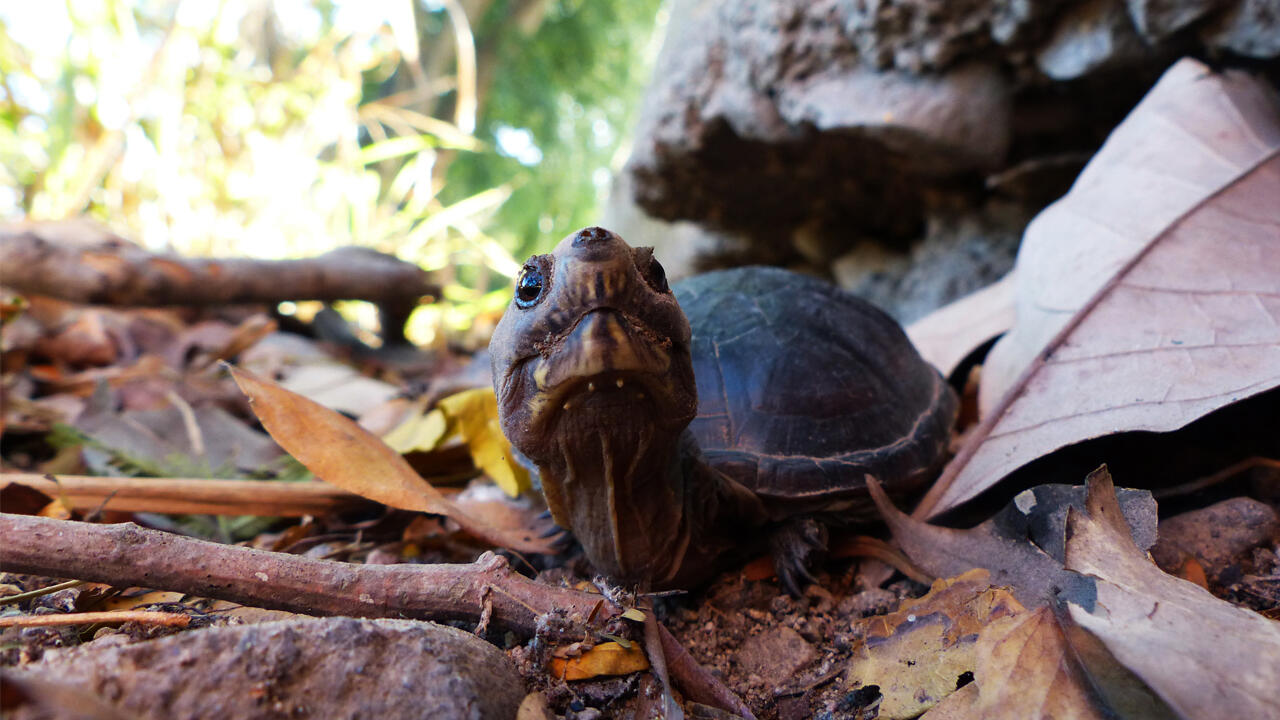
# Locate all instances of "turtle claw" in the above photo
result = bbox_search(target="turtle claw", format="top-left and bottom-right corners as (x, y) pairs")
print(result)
(769, 516), (828, 597)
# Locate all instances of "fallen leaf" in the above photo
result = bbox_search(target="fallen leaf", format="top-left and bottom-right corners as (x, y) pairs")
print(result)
(382, 407), (449, 454)
(436, 388), (531, 496)
(970, 606), (1171, 720)
(549, 641), (650, 681)
(843, 569), (1024, 719)
(917, 59), (1280, 518)
(227, 363), (556, 554)
(906, 272), (1015, 379)
(869, 475), (1156, 609)
(1064, 467), (1280, 718)
(72, 384), (286, 477)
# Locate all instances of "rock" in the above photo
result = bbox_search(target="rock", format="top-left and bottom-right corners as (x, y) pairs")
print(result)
(735, 626), (816, 681)
(1200, 0), (1280, 58)
(1125, 0), (1227, 41)
(627, 0), (1012, 246)
(831, 202), (1027, 323)
(1036, 0), (1151, 80)
(619, 0), (1278, 321)
(1151, 497), (1280, 581)
(774, 62), (1011, 175)
(7, 617), (525, 720)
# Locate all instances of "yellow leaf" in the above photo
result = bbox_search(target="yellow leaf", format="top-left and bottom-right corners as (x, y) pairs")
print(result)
(621, 608), (646, 622)
(226, 363), (554, 554)
(549, 642), (650, 681)
(436, 388), (531, 496)
(383, 408), (448, 453)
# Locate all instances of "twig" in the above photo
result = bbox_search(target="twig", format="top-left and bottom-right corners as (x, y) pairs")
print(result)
(656, 622), (758, 720)
(1, 474), (378, 517)
(0, 514), (609, 636)
(0, 610), (190, 629)
(1152, 456), (1280, 499)
(0, 580), (86, 606)
(2, 514), (759, 718)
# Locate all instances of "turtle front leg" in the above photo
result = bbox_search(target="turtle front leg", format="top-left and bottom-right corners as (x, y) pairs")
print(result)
(768, 516), (829, 596)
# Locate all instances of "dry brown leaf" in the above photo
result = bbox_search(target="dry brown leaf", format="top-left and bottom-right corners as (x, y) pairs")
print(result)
(917, 59), (1280, 518)
(868, 476), (1156, 609)
(843, 569), (1024, 719)
(1064, 467), (1280, 719)
(227, 364), (556, 554)
(549, 641), (650, 681)
(906, 272), (1015, 379)
(971, 606), (1169, 720)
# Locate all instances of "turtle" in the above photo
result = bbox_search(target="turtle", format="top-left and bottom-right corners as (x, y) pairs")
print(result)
(489, 226), (957, 592)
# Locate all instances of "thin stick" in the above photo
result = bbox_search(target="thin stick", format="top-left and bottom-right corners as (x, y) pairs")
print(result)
(1, 474), (376, 517)
(0, 610), (190, 629)
(0, 580), (86, 606)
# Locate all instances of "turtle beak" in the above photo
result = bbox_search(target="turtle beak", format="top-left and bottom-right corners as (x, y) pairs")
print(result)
(523, 308), (686, 429)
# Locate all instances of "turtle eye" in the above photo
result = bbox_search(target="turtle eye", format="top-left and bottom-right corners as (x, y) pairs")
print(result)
(643, 254), (669, 294)
(514, 263), (546, 308)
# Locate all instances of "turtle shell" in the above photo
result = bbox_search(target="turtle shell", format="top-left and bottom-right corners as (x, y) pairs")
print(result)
(675, 266), (957, 518)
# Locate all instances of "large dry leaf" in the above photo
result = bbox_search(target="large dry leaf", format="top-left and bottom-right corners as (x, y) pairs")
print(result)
(968, 606), (1170, 720)
(917, 58), (1280, 517)
(1064, 467), (1280, 719)
(868, 476), (1156, 609)
(906, 272), (1016, 378)
(228, 364), (555, 554)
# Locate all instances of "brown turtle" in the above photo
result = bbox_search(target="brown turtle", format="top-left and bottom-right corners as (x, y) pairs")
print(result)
(489, 227), (956, 592)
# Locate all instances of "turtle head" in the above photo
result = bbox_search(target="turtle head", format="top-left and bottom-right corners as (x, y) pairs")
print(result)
(489, 226), (698, 582)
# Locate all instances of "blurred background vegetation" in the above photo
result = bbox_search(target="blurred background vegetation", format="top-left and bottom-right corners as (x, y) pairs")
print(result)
(0, 0), (666, 345)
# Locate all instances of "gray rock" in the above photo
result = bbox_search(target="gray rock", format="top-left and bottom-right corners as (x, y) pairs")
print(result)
(1125, 0), (1227, 40)
(1200, 0), (1280, 57)
(831, 201), (1028, 323)
(774, 62), (1011, 175)
(7, 617), (525, 720)
(1037, 0), (1151, 80)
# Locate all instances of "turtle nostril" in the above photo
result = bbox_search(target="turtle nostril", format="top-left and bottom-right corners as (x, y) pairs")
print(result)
(571, 226), (613, 247)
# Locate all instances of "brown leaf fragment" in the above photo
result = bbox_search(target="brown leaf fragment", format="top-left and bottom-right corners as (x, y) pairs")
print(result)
(918, 58), (1280, 518)
(843, 569), (1024, 719)
(868, 476), (1156, 609)
(227, 363), (556, 554)
(1064, 467), (1280, 719)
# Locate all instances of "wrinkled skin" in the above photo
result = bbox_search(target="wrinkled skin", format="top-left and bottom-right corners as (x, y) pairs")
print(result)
(489, 227), (765, 588)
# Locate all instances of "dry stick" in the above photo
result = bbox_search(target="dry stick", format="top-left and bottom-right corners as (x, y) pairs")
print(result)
(1, 514), (753, 716)
(0, 228), (439, 307)
(0, 514), (599, 636)
(0, 611), (190, 629)
(0, 474), (377, 517)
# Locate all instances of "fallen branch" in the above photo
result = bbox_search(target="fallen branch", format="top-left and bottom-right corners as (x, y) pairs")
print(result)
(0, 224), (439, 308)
(1, 514), (755, 717)
(0, 514), (602, 636)
(1, 474), (378, 517)
(0, 610), (191, 629)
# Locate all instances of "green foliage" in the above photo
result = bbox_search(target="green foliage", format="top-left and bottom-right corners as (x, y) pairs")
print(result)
(444, 0), (664, 261)
(0, 0), (663, 344)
